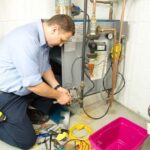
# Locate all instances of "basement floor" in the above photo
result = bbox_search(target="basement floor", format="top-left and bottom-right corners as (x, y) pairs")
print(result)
(0, 94), (150, 150)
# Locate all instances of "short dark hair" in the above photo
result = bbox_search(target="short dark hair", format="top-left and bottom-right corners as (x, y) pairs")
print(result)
(45, 14), (75, 35)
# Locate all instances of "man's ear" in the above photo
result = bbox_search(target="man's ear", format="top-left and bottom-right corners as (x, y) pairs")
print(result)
(50, 24), (59, 34)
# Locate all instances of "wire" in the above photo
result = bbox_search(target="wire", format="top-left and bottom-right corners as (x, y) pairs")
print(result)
(63, 139), (90, 150)
(84, 70), (95, 96)
(84, 58), (109, 96)
(103, 37), (127, 96)
(70, 58), (111, 119)
(69, 11), (90, 87)
(114, 72), (125, 95)
(71, 56), (82, 86)
(79, 10), (90, 45)
(86, 13), (90, 35)
(80, 9), (90, 34)
(102, 62), (126, 95)
(71, 56), (123, 120)
(82, 99), (111, 119)
(70, 56), (95, 96)
(102, 62), (112, 92)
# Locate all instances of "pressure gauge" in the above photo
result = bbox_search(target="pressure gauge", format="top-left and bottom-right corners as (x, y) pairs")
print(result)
(106, 33), (113, 40)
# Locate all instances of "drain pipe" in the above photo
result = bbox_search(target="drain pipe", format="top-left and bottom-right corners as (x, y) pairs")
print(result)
(80, 0), (88, 107)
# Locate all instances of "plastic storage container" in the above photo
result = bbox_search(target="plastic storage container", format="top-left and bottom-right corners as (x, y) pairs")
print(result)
(89, 117), (149, 150)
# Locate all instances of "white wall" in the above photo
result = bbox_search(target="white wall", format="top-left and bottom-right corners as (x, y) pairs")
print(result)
(115, 0), (150, 120)
(0, 0), (150, 120)
(0, 0), (55, 38)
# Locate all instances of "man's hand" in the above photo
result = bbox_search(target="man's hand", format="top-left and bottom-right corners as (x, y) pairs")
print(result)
(56, 90), (72, 105)
(57, 87), (72, 105)
(57, 87), (69, 94)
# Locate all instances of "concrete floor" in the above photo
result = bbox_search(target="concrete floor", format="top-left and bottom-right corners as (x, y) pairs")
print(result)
(0, 93), (149, 149)
(69, 94), (150, 150)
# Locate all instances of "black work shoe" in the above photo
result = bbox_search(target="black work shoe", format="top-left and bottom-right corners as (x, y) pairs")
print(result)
(27, 108), (49, 125)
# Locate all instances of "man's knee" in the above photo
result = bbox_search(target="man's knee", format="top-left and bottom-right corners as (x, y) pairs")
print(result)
(0, 121), (37, 149)
(15, 133), (36, 149)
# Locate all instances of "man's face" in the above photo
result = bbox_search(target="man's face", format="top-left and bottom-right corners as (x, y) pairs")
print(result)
(47, 26), (73, 47)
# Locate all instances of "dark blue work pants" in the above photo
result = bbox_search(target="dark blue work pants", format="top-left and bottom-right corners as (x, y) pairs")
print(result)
(0, 92), (53, 149)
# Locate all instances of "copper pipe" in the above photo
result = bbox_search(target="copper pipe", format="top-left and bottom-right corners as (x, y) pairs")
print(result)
(95, 1), (126, 106)
(90, 0), (113, 5)
(92, 0), (96, 15)
(98, 27), (117, 105)
(90, 0), (113, 20)
(110, 0), (126, 105)
(98, 27), (117, 45)
(99, 1), (126, 105)
(111, 60), (118, 104)
(119, 0), (126, 43)
(109, 5), (113, 20)
(90, 0), (97, 36)
(109, 0), (126, 105)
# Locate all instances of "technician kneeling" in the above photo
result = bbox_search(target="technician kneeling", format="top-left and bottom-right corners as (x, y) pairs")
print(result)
(0, 14), (75, 149)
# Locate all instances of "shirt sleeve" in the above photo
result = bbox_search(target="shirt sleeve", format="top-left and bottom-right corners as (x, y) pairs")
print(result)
(12, 42), (43, 87)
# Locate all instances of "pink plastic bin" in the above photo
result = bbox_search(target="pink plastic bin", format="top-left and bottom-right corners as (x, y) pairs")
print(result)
(89, 117), (149, 150)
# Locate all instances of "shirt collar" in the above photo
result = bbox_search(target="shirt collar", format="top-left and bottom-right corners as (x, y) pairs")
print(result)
(37, 19), (48, 47)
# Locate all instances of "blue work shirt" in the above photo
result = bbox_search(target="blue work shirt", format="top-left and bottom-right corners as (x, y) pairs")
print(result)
(0, 20), (51, 96)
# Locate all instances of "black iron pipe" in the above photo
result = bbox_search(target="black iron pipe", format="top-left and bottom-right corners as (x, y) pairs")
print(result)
(80, 0), (88, 105)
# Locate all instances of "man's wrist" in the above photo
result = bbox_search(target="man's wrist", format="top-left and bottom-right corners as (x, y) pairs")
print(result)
(54, 84), (61, 90)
